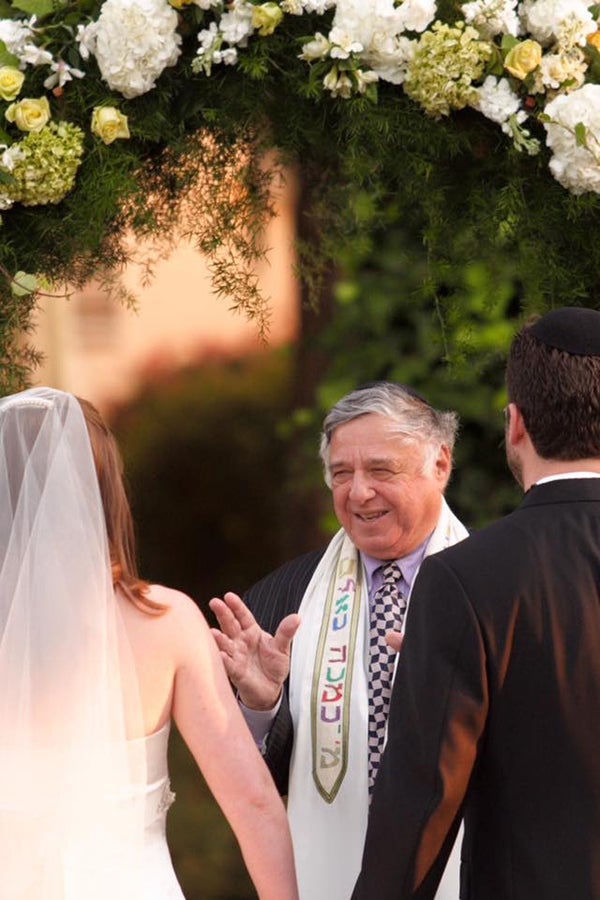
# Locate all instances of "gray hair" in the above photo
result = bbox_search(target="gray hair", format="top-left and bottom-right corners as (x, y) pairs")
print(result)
(319, 382), (459, 487)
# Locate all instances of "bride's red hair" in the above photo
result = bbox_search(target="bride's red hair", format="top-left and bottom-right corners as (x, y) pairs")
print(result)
(78, 397), (167, 615)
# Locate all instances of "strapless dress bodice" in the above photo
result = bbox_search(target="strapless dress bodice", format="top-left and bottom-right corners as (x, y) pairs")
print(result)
(130, 720), (185, 899)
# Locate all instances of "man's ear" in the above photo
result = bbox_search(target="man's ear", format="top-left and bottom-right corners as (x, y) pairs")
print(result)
(506, 402), (526, 446)
(434, 443), (452, 486)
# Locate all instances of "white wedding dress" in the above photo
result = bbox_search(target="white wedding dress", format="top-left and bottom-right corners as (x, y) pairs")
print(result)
(135, 721), (185, 899)
(0, 390), (186, 900)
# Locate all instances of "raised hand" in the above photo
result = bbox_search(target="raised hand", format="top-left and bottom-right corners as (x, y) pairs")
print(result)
(209, 592), (301, 711)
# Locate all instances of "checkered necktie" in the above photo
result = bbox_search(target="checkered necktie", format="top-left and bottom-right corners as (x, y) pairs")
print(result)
(367, 560), (407, 794)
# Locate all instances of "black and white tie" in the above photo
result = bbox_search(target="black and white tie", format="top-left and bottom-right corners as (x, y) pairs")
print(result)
(367, 560), (407, 794)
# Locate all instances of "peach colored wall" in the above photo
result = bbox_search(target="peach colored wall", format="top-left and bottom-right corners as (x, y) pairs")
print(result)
(30, 173), (300, 412)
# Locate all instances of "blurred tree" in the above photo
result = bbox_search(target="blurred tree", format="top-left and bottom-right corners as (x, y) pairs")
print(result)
(309, 216), (524, 531)
(112, 348), (330, 612)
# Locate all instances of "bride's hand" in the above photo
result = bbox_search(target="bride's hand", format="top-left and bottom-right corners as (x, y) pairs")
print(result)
(209, 592), (300, 711)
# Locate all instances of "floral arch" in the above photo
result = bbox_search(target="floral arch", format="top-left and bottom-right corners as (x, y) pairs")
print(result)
(2, 0), (600, 389)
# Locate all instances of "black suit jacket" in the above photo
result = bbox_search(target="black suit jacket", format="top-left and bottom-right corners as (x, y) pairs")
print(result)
(244, 547), (325, 794)
(353, 479), (600, 900)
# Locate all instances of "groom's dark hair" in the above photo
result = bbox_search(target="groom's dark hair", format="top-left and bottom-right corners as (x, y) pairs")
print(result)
(506, 313), (600, 460)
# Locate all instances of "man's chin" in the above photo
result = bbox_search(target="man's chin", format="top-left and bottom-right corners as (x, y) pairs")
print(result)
(351, 532), (391, 559)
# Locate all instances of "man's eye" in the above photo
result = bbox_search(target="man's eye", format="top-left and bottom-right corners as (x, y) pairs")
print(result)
(331, 470), (351, 483)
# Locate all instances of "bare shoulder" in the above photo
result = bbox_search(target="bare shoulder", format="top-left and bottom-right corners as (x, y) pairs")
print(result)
(147, 583), (202, 613)
(145, 584), (210, 641)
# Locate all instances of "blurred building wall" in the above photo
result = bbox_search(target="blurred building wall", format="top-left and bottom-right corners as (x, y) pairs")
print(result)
(29, 171), (300, 411)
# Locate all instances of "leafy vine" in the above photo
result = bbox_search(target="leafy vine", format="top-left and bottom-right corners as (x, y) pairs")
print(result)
(1, 0), (600, 390)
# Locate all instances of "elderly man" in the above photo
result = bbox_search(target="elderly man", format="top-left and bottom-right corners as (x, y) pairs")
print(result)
(352, 308), (600, 899)
(210, 382), (468, 900)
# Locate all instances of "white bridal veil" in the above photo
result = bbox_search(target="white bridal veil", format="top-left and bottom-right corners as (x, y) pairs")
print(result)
(0, 387), (147, 898)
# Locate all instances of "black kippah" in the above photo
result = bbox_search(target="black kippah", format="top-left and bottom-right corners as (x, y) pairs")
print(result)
(354, 380), (432, 407)
(529, 307), (600, 356)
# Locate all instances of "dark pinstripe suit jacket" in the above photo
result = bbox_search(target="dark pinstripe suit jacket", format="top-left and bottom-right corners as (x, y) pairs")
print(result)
(244, 547), (325, 794)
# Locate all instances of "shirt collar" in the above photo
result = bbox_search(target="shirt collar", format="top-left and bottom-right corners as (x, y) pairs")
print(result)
(535, 471), (600, 485)
(360, 533), (432, 595)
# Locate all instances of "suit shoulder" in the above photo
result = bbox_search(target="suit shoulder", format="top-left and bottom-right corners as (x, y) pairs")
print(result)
(244, 547), (326, 627)
(425, 506), (527, 577)
(246, 547), (326, 595)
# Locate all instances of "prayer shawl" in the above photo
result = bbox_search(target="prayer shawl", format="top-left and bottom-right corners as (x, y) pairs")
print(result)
(287, 499), (469, 900)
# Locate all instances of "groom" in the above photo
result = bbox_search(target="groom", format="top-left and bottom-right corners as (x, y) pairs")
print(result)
(210, 381), (468, 900)
(353, 308), (600, 899)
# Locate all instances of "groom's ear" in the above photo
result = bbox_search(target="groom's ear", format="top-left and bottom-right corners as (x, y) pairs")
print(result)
(506, 403), (526, 446)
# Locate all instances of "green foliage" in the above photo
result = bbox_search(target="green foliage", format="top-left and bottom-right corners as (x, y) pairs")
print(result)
(111, 349), (313, 609)
(312, 218), (523, 529)
(2, 1), (600, 388)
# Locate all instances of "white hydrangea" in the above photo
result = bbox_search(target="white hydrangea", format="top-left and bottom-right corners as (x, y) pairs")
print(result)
(544, 83), (600, 193)
(90, 0), (182, 99)
(471, 75), (525, 130)
(462, 0), (521, 38)
(472, 75), (540, 152)
(328, 0), (429, 84)
(364, 35), (415, 84)
(329, 28), (363, 58)
(395, 0), (438, 33)
(518, 0), (595, 47)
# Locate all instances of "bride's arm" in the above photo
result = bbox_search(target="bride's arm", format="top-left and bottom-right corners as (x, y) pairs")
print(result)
(167, 590), (299, 900)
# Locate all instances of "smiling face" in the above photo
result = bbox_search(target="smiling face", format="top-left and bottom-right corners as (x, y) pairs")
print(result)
(327, 412), (451, 560)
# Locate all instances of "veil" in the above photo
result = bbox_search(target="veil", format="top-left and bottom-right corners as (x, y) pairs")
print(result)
(0, 387), (147, 898)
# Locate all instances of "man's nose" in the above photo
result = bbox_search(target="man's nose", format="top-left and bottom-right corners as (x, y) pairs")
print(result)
(348, 472), (375, 501)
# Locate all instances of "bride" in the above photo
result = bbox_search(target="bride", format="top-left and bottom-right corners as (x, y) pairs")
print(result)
(0, 386), (299, 899)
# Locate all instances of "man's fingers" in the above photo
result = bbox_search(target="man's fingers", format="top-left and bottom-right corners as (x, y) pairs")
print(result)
(385, 629), (403, 653)
(215, 592), (258, 630)
(209, 592), (258, 637)
(209, 597), (241, 638)
(210, 626), (231, 655)
(272, 613), (301, 655)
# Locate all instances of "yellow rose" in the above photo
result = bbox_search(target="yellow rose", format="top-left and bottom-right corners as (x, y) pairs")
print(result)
(168, 0), (195, 7)
(504, 40), (542, 79)
(251, 3), (284, 36)
(5, 96), (51, 132)
(587, 31), (600, 51)
(0, 67), (25, 102)
(91, 106), (130, 144)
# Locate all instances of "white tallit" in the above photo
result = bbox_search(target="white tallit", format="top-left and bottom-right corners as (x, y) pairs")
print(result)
(287, 499), (468, 900)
